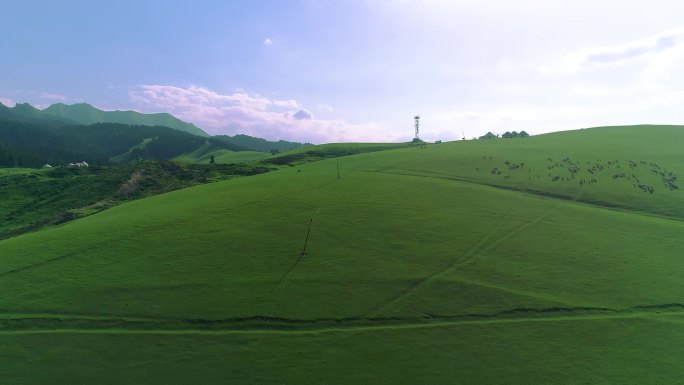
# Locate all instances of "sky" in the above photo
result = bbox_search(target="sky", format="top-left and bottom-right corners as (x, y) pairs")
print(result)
(2, 0), (684, 143)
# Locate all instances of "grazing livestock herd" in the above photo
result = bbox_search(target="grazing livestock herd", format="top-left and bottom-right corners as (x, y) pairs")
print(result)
(476, 155), (678, 195)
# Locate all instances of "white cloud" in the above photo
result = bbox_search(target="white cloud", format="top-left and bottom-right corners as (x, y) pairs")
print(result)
(129, 85), (391, 143)
(317, 104), (334, 112)
(0, 97), (14, 107)
(480, 25), (684, 142)
(263, 38), (273, 45)
(40, 92), (66, 102)
(272, 99), (301, 109)
(551, 27), (684, 73)
(425, 80), (684, 141)
(292, 109), (313, 120)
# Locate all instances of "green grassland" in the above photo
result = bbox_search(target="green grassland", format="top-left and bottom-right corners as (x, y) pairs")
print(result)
(0, 168), (37, 175)
(174, 142), (270, 164)
(0, 161), (271, 240)
(343, 125), (683, 219)
(267, 142), (411, 165)
(280, 142), (408, 155)
(173, 141), (404, 166)
(0, 142), (404, 240)
(1, 125), (684, 384)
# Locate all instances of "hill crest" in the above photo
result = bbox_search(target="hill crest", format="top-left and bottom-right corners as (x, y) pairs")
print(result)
(0, 102), (209, 137)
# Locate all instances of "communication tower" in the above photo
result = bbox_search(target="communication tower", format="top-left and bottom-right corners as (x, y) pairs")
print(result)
(414, 115), (420, 140)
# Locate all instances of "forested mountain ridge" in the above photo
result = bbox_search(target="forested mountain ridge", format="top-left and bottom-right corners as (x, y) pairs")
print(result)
(0, 120), (247, 167)
(0, 101), (312, 166)
(0, 102), (75, 125)
(0, 101), (210, 137)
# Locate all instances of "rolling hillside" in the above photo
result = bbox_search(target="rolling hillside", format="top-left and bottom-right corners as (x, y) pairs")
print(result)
(213, 134), (312, 152)
(0, 161), (272, 240)
(0, 105), (318, 167)
(0, 120), (249, 167)
(173, 142), (270, 164)
(0, 102), (208, 137)
(1, 125), (683, 384)
(42, 103), (209, 137)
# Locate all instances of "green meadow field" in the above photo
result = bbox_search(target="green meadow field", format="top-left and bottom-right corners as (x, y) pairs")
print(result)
(174, 142), (270, 164)
(1, 125), (684, 384)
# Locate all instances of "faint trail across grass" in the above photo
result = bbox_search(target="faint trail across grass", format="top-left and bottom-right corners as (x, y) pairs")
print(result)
(367, 198), (519, 317)
(0, 252), (79, 279)
(367, 184), (561, 317)
(3, 303), (684, 336)
(352, 168), (684, 223)
(270, 178), (336, 294)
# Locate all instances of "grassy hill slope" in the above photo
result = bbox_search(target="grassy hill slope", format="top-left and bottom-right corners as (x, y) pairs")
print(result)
(266, 142), (412, 166)
(174, 142), (270, 164)
(41, 103), (209, 137)
(343, 125), (684, 219)
(0, 120), (249, 167)
(0, 161), (271, 240)
(213, 134), (311, 152)
(1, 126), (683, 384)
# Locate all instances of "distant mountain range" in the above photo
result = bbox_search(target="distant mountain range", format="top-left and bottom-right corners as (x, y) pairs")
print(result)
(0, 101), (311, 167)
(0, 102), (208, 137)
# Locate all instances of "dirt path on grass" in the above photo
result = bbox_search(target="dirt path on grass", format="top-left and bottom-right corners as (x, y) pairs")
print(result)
(2, 303), (684, 335)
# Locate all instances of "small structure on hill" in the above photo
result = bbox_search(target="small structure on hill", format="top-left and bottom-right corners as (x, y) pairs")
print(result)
(412, 115), (421, 143)
(479, 132), (497, 140)
(42, 164), (52, 168)
(68, 161), (89, 168)
(502, 131), (530, 138)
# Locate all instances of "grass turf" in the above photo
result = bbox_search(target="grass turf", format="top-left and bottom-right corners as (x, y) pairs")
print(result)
(1, 125), (683, 384)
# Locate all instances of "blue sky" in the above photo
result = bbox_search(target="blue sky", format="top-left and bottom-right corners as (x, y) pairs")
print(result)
(2, 0), (684, 142)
